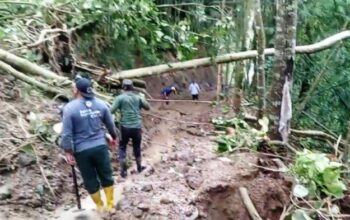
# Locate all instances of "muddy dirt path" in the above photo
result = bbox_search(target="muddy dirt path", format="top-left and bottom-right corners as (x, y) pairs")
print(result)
(54, 95), (291, 220)
(53, 101), (206, 220)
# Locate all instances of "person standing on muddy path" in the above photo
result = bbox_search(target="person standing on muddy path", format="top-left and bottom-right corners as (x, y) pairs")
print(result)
(188, 80), (200, 100)
(61, 76), (118, 211)
(110, 79), (150, 178)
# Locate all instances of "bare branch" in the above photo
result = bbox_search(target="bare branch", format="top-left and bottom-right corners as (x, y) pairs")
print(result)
(0, 48), (68, 82)
(0, 60), (67, 96)
(239, 187), (263, 220)
(0, 1), (37, 6)
(157, 3), (216, 8)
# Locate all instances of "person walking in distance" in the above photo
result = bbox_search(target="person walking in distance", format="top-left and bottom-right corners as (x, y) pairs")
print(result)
(110, 79), (150, 178)
(189, 80), (200, 100)
(60, 76), (118, 211)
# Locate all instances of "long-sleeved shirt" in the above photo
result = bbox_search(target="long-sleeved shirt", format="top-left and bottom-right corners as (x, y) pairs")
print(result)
(110, 91), (150, 128)
(60, 97), (117, 153)
(189, 83), (200, 95)
(161, 87), (174, 96)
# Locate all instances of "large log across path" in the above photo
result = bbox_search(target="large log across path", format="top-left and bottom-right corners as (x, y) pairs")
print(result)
(111, 30), (350, 80)
(0, 31), (349, 84)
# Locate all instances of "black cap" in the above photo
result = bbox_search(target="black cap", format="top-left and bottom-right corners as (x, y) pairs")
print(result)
(75, 77), (94, 98)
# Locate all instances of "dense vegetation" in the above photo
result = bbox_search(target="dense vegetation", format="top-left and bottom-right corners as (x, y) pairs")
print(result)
(1, 0), (349, 138)
(1, 1), (350, 218)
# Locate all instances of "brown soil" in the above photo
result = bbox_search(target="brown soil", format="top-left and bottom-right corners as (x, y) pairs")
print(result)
(99, 94), (292, 220)
(0, 73), (292, 220)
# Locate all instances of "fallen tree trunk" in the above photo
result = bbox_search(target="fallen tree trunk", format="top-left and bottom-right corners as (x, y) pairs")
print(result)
(2, 31), (349, 87)
(112, 30), (350, 79)
(0, 60), (67, 96)
(74, 63), (146, 88)
(0, 60), (113, 102)
(0, 48), (69, 84)
(291, 129), (347, 148)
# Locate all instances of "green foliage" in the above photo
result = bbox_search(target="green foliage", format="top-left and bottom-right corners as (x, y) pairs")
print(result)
(0, 0), (235, 69)
(290, 149), (347, 199)
(290, 0), (350, 137)
(290, 209), (312, 220)
(212, 117), (269, 153)
(211, 117), (249, 130)
(28, 112), (59, 143)
(19, 143), (35, 157)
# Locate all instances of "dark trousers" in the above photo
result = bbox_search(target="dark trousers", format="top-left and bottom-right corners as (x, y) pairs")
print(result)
(192, 94), (199, 100)
(161, 93), (169, 105)
(119, 126), (142, 161)
(74, 145), (113, 194)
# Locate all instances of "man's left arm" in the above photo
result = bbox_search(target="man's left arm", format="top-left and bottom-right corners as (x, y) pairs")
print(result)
(61, 107), (74, 152)
(103, 107), (118, 140)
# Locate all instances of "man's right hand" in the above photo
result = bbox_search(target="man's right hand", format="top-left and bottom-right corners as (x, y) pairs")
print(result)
(66, 152), (76, 165)
(108, 138), (117, 151)
(106, 133), (117, 151)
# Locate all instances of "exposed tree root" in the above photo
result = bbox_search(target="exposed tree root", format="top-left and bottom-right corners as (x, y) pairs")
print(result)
(239, 187), (263, 220)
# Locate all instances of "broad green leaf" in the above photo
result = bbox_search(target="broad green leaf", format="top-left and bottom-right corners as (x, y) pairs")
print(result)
(139, 37), (147, 45)
(19, 143), (35, 156)
(258, 117), (269, 133)
(293, 184), (309, 198)
(291, 209), (312, 220)
(323, 168), (340, 184)
(329, 161), (343, 167)
(155, 30), (164, 39)
(83, 1), (92, 9)
(314, 155), (329, 172)
(325, 181), (346, 198)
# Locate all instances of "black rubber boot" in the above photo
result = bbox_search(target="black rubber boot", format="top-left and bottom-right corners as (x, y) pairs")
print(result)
(120, 161), (127, 178)
(136, 157), (146, 173)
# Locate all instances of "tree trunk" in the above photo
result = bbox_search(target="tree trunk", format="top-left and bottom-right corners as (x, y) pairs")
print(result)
(0, 48), (68, 84)
(216, 0), (226, 100)
(0, 60), (67, 96)
(343, 121), (350, 165)
(216, 65), (223, 101)
(110, 30), (350, 80)
(233, 0), (255, 113)
(268, 0), (298, 141)
(254, 0), (266, 118)
(1, 30), (350, 92)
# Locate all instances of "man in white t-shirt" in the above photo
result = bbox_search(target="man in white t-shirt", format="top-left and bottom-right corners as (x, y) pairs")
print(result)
(188, 80), (200, 100)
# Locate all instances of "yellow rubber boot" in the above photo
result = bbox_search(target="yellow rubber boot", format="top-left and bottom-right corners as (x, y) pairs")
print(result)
(103, 186), (114, 211)
(90, 191), (104, 211)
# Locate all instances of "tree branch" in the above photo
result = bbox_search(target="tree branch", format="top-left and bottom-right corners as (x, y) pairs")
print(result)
(0, 48), (69, 83)
(112, 30), (350, 80)
(157, 3), (217, 7)
(291, 129), (347, 147)
(0, 1), (37, 6)
(0, 60), (67, 96)
(254, 0), (266, 118)
(239, 187), (262, 220)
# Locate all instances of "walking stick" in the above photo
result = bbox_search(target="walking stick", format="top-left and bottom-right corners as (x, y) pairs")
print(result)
(71, 165), (82, 210)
